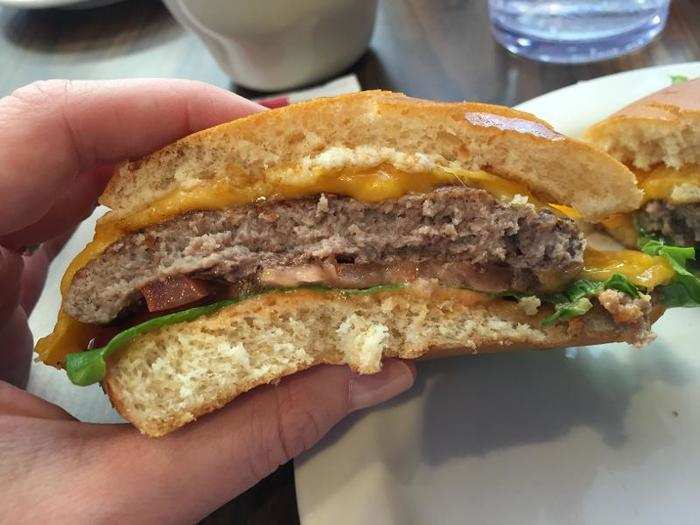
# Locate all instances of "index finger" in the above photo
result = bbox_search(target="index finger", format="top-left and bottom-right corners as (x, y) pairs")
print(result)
(0, 79), (264, 236)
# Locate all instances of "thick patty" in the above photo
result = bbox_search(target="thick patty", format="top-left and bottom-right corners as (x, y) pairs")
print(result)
(66, 186), (584, 324)
(636, 200), (700, 246)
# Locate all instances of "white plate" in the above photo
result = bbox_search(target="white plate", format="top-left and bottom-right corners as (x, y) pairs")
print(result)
(295, 62), (700, 525)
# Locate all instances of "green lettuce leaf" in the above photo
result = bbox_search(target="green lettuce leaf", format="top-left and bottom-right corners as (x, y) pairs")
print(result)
(658, 245), (695, 274)
(66, 298), (239, 386)
(670, 75), (688, 84)
(638, 235), (700, 307)
(541, 297), (594, 327)
(604, 273), (641, 298)
(65, 284), (405, 386)
(660, 277), (700, 307)
(541, 274), (641, 327)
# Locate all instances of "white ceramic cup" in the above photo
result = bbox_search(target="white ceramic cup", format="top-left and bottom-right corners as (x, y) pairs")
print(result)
(163, 0), (378, 91)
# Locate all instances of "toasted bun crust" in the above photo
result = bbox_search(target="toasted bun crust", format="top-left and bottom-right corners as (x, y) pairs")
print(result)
(102, 90), (640, 221)
(585, 78), (700, 169)
(103, 287), (657, 437)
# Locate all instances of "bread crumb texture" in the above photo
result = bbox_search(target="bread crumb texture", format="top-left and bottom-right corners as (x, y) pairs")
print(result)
(584, 78), (700, 169)
(104, 287), (640, 437)
(518, 295), (542, 316)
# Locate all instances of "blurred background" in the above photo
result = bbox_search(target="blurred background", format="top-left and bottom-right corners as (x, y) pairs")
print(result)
(1, 0), (698, 104)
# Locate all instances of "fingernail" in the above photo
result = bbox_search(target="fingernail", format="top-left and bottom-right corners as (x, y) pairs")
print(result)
(348, 359), (416, 412)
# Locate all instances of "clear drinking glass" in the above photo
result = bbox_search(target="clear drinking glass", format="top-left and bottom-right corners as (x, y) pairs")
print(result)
(488, 0), (671, 63)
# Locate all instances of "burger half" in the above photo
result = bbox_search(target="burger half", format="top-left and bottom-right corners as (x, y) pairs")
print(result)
(36, 91), (689, 436)
(585, 77), (700, 248)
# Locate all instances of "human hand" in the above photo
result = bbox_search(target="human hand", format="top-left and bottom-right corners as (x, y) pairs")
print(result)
(0, 79), (416, 523)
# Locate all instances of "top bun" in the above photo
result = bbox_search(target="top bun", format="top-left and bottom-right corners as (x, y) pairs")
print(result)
(103, 90), (640, 221)
(585, 78), (700, 170)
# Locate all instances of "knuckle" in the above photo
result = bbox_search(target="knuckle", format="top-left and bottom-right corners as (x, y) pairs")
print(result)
(239, 380), (327, 483)
(239, 391), (285, 482)
(8, 79), (73, 108)
(273, 381), (323, 462)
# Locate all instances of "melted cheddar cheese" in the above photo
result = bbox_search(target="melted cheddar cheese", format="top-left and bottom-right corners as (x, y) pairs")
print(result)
(548, 204), (581, 220)
(582, 248), (675, 288)
(636, 164), (700, 204)
(35, 309), (99, 366)
(598, 164), (700, 248)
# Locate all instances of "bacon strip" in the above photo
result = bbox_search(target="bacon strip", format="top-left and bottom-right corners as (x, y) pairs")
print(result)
(140, 275), (212, 313)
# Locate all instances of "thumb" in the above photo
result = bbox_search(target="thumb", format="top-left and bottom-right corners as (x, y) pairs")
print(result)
(103, 360), (415, 523)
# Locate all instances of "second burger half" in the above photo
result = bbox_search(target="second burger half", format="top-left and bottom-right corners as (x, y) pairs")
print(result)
(586, 77), (700, 248)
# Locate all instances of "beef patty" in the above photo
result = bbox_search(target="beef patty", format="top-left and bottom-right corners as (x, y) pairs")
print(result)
(65, 186), (585, 324)
(636, 200), (700, 246)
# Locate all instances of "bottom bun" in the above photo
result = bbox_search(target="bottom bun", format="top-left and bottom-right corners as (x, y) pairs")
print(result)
(103, 286), (658, 437)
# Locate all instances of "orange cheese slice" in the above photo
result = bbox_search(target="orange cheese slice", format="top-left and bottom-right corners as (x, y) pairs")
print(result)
(582, 248), (675, 288)
(636, 164), (700, 204)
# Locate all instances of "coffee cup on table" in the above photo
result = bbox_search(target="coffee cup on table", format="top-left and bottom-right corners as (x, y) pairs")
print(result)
(163, 0), (379, 91)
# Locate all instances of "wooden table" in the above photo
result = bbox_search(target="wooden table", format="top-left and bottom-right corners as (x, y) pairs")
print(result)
(1, 0), (698, 522)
